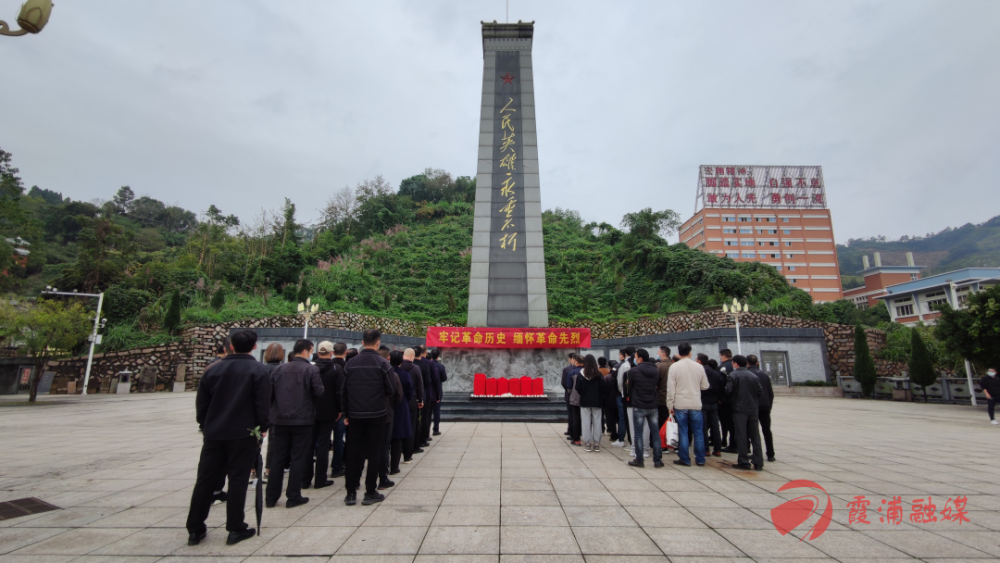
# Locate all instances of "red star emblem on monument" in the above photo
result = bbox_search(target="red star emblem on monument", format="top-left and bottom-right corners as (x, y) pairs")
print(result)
(501, 72), (515, 85)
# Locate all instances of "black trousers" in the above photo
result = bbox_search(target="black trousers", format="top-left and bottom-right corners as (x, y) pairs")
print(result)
(420, 402), (434, 444)
(756, 409), (775, 459)
(733, 411), (763, 468)
(433, 401), (441, 433)
(570, 405), (582, 441)
(345, 416), (386, 495)
(702, 402), (722, 452)
(719, 403), (734, 447)
(390, 439), (403, 472)
(186, 436), (256, 534)
(379, 422), (392, 482)
(604, 406), (619, 441)
(565, 393), (573, 433)
(406, 399), (419, 460)
(989, 397), (998, 420)
(657, 406), (670, 433)
(265, 425), (312, 505)
(302, 418), (337, 487)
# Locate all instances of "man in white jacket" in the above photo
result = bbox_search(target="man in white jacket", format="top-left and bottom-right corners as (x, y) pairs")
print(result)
(667, 342), (711, 467)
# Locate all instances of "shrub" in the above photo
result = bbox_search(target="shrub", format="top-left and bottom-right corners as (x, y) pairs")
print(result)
(210, 287), (225, 312)
(163, 290), (182, 334)
(853, 325), (878, 398)
(908, 328), (938, 402)
(104, 284), (154, 323)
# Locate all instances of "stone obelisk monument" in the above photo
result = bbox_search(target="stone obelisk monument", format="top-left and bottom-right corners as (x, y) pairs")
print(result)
(467, 21), (548, 328)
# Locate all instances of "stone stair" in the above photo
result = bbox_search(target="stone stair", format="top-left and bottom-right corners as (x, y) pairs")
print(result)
(439, 392), (567, 423)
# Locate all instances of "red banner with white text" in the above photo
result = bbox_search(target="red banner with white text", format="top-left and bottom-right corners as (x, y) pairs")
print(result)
(426, 327), (591, 349)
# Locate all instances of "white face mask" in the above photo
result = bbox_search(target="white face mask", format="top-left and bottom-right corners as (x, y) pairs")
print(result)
(989, 370), (997, 377)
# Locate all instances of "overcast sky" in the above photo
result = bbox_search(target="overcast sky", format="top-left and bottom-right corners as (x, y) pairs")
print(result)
(4, 0), (999, 243)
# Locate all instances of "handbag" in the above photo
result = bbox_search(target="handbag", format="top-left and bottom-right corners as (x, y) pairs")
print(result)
(660, 416), (680, 450)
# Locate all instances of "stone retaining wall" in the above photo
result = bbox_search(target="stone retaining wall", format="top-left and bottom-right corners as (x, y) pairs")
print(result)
(45, 309), (902, 393)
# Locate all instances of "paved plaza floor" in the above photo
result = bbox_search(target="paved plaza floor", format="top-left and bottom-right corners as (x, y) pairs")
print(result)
(0, 393), (998, 562)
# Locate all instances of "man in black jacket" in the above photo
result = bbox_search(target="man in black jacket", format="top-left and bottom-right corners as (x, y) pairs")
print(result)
(717, 349), (737, 453)
(329, 343), (349, 478)
(343, 329), (395, 506)
(626, 349), (663, 468)
(302, 341), (343, 489)
(562, 354), (576, 436)
(186, 329), (270, 547)
(725, 355), (763, 470)
(415, 346), (439, 448)
(377, 346), (402, 490)
(402, 348), (424, 461)
(431, 348), (447, 435)
(697, 353), (725, 457)
(747, 355), (776, 462)
(265, 339), (324, 509)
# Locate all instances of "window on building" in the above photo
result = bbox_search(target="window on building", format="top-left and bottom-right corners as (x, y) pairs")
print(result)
(769, 242), (777, 246)
(785, 253), (795, 258)
(742, 252), (755, 258)
(790, 278), (797, 284)
(783, 229), (791, 234)
(723, 217), (735, 222)
(726, 253), (739, 258)
(911, 273), (918, 281)
(782, 218), (790, 222)
(740, 228), (752, 234)
(787, 266), (796, 271)
(895, 304), (914, 317)
(770, 253), (780, 258)
(785, 242), (793, 247)
(768, 218), (777, 222)
(741, 241), (754, 246)
(723, 228), (736, 234)
(725, 241), (737, 246)
(739, 217), (751, 222)
(926, 298), (948, 310)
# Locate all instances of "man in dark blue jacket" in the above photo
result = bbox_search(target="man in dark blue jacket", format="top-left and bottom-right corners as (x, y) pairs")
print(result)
(747, 354), (775, 462)
(415, 346), (439, 447)
(431, 348), (447, 435)
(186, 329), (270, 547)
(266, 339), (324, 509)
(302, 341), (343, 489)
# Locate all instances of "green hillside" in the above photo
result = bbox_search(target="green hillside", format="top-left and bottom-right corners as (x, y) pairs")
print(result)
(838, 216), (1000, 288)
(1, 147), (886, 352)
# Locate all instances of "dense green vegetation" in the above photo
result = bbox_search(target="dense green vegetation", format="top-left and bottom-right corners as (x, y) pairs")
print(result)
(0, 146), (954, 364)
(839, 215), (1000, 285)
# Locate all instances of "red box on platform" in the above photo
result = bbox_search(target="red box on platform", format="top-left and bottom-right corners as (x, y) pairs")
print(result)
(472, 376), (545, 398)
(427, 326), (591, 349)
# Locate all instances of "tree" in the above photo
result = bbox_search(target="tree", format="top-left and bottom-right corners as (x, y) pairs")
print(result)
(112, 186), (135, 215)
(909, 328), (937, 403)
(67, 215), (137, 291)
(619, 208), (681, 241)
(935, 285), (1000, 369)
(853, 325), (878, 398)
(210, 287), (225, 312)
(320, 186), (358, 232)
(163, 290), (182, 334)
(276, 198), (301, 250)
(0, 298), (92, 402)
(0, 148), (29, 274)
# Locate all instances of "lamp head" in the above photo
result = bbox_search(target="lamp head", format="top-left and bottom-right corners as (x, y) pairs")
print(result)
(17, 0), (54, 34)
(743, 303), (749, 313)
(732, 297), (739, 308)
(311, 304), (318, 313)
(297, 303), (305, 313)
(722, 304), (729, 313)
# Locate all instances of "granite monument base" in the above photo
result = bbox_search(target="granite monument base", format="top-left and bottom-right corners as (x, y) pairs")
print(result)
(438, 347), (577, 394)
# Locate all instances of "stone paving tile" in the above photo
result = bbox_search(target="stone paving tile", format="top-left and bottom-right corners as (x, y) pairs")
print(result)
(419, 526), (499, 554)
(573, 526), (661, 555)
(499, 526), (580, 554)
(11, 528), (139, 556)
(432, 505), (501, 527)
(562, 505), (637, 527)
(501, 490), (561, 506)
(254, 526), (356, 556)
(501, 505), (568, 527)
(644, 528), (743, 557)
(864, 530), (995, 558)
(337, 526), (427, 555)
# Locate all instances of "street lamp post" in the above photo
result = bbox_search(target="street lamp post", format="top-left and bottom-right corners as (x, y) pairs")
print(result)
(0, 0), (53, 36)
(722, 297), (749, 355)
(42, 286), (106, 396)
(297, 298), (319, 339)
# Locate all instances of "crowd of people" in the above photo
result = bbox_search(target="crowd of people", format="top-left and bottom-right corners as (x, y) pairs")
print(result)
(184, 327), (780, 547)
(184, 328), (447, 546)
(562, 343), (776, 470)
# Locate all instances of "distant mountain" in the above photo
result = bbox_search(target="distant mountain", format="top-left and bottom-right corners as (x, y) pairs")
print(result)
(838, 215), (1000, 287)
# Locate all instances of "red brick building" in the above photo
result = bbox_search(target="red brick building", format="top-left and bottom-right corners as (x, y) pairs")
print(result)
(842, 252), (921, 309)
(679, 165), (843, 302)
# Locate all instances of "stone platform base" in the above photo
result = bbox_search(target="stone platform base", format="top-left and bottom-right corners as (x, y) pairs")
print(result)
(774, 386), (844, 397)
(438, 348), (575, 394)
